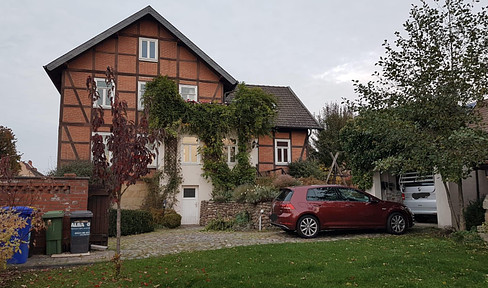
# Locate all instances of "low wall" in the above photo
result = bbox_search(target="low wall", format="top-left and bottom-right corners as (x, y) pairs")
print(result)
(200, 201), (273, 230)
(0, 176), (90, 254)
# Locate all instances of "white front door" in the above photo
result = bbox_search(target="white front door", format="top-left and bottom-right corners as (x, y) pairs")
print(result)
(180, 186), (199, 224)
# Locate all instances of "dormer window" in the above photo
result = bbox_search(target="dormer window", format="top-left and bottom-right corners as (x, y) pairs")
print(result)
(139, 38), (158, 62)
(179, 84), (198, 102)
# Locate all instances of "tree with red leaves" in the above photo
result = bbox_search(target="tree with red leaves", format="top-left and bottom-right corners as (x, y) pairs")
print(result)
(87, 67), (154, 276)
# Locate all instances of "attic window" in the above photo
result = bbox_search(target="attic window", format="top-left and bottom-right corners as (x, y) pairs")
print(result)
(139, 38), (158, 62)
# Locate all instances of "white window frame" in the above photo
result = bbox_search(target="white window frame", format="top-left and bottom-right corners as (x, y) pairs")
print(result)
(93, 78), (114, 109)
(181, 136), (200, 164)
(223, 138), (237, 164)
(179, 84), (198, 102)
(91, 132), (112, 163)
(139, 37), (158, 62)
(146, 141), (159, 168)
(138, 81), (147, 111)
(275, 139), (291, 165)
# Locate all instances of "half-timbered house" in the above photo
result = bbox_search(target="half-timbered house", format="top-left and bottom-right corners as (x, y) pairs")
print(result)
(44, 6), (321, 224)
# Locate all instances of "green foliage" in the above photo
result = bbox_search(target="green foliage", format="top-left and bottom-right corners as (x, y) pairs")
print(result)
(234, 210), (251, 227)
(464, 199), (486, 231)
(342, 0), (488, 192)
(144, 78), (277, 201)
(204, 218), (235, 231)
(47, 160), (99, 185)
(108, 209), (154, 237)
(0, 126), (21, 175)
(232, 184), (279, 204)
(11, 230), (488, 287)
(161, 212), (182, 229)
(272, 174), (300, 189)
(141, 171), (164, 210)
(143, 76), (186, 132)
(313, 103), (353, 166)
(287, 159), (322, 179)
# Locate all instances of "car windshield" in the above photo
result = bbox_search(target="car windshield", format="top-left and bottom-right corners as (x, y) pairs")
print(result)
(275, 189), (293, 201)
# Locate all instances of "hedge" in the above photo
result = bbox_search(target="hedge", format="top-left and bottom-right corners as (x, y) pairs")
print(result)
(108, 209), (154, 237)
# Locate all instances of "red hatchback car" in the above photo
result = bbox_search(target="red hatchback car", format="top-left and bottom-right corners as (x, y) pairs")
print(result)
(270, 185), (414, 238)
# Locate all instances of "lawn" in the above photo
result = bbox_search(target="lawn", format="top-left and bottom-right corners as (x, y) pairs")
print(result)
(7, 229), (488, 287)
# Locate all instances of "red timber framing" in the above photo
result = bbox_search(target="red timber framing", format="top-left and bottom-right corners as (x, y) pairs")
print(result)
(257, 129), (310, 175)
(52, 12), (233, 167)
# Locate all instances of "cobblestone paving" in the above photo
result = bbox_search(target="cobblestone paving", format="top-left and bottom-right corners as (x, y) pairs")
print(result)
(13, 225), (420, 270)
(113, 226), (388, 260)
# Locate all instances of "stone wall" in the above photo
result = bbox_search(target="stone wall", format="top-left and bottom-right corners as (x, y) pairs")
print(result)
(200, 201), (274, 230)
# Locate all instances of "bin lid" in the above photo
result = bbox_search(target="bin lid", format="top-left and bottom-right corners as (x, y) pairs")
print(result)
(70, 210), (93, 218)
(2, 206), (34, 216)
(42, 210), (65, 219)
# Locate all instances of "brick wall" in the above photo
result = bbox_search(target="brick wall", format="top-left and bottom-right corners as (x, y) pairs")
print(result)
(200, 201), (273, 230)
(0, 176), (89, 254)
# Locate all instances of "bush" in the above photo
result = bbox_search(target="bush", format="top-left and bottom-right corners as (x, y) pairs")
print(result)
(272, 174), (300, 189)
(298, 176), (327, 185)
(231, 184), (278, 204)
(464, 199), (486, 231)
(149, 208), (165, 228)
(161, 210), (182, 229)
(205, 218), (235, 231)
(109, 209), (154, 237)
(288, 159), (322, 178)
(231, 184), (253, 203)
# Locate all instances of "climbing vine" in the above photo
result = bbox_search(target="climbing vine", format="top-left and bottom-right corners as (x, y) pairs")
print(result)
(143, 76), (277, 201)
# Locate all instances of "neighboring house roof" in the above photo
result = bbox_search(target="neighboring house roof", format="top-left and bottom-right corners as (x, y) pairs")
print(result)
(19, 161), (44, 177)
(44, 5), (237, 92)
(227, 84), (322, 130)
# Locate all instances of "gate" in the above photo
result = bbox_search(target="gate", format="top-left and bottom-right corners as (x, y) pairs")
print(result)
(88, 186), (110, 246)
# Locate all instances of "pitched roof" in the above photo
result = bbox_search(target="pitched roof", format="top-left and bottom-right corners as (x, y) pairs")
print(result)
(227, 84), (322, 130)
(44, 6), (237, 92)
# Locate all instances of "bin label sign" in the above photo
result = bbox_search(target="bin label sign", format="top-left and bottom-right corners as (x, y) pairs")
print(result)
(71, 220), (90, 237)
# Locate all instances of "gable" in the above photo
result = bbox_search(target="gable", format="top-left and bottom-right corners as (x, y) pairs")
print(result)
(44, 6), (237, 93)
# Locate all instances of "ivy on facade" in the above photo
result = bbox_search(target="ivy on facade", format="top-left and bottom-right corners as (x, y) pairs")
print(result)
(143, 76), (277, 201)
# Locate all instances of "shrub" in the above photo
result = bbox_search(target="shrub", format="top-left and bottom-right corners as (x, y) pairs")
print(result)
(299, 176), (327, 185)
(231, 184), (279, 204)
(232, 184), (253, 203)
(464, 199), (486, 231)
(247, 185), (279, 204)
(288, 159), (322, 178)
(0, 209), (28, 270)
(161, 210), (182, 229)
(149, 208), (165, 228)
(272, 174), (300, 189)
(234, 210), (251, 230)
(109, 209), (154, 237)
(205, 218), (235, 231)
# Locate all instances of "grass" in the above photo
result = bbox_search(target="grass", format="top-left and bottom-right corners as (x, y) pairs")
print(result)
(7, 229), (488, 287)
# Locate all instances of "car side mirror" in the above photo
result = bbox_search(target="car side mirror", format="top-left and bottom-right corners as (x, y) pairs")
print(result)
(369, 198), (379, 204)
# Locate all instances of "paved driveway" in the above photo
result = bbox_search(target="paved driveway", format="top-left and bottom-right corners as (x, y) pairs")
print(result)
(12, 225), (430, 270)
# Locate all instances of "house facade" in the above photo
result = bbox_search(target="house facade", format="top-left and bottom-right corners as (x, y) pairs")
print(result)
(44, 6), (320, 224)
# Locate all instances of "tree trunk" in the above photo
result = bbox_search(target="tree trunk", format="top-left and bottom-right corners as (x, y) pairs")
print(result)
(113, 192), (122, 277)
(443, 181), (460, 230)
(116, 199), (121, 255)
(457, 179), (466, 231)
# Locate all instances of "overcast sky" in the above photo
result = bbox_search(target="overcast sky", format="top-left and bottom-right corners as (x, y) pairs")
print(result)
(0, 0), (414, 173)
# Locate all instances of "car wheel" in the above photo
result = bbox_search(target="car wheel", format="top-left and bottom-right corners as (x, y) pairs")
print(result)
(387, 212), (407, 235)
(297, 215), (319, 238)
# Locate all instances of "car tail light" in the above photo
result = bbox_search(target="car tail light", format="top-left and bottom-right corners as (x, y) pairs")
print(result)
(402, 193), (405, 200)
(281, 203), (295, 212)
